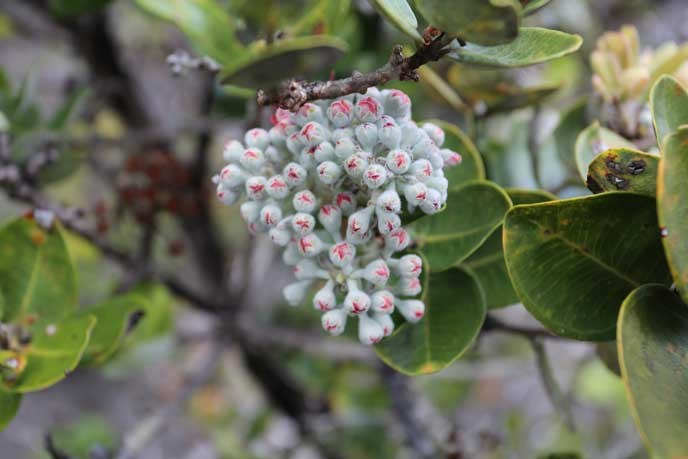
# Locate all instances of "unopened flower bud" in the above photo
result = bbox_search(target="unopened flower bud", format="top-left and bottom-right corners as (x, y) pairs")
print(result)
(300, 121), (328, 146)
(355, 122), (378, 150)
(318, 204), (342, 234)
(363, 164), (387, 189)
(269, 227), (291, 246)
(296, 103), (324, 125)
(297, 233), (326, 257)
(360, 259), (390, 286)
(331, 128), (354, 143)
(245, 128), (270, 150)
(259, 204), (282, 227)
(240, 201), (261, 224)
(334, 137), (357, 159)
(403, 182), (428, 207)
(385, 227), (410, 252)
(322, 308), (347, 335)
(419, 188), (443, 214)
(240, 148), (266, 171)
(376, 189), (401, 213)
(371, 290), (395, 314)
(316, 160), (342, 185)
(346, 206), (374, 241)
(376, 210), (401, 235)
(216, 184), (240, 205)
(440, 148), (462, 166)
(286, 132), (304, 154)
(291, 212), (316, 236)
(219, 164), (247, 188)
(293, 189), (317, 213)
(383, 89), (411, 120)
(378, 116), (401, 149)
(265, 145), (287, 164)
(358, 314), (384, 345)
(410, 159), (433, 182)
(411, 133), (436, 159)
(344, 289), (371, 314)
(396, 254), (423, 277)
(282, 242), (301, 265)
(400, 121), (421, 148)
(422, 122), (445, 147)
(327, 99), (354, 127)
(294, 259), (328, 280)
(245, 176), (267, 200)
(265, 175), (289, 199)
(355, 96), (382, 123)
(396, 299), (425, 323)
(283, 162), (307, 188)
(223, 140), (244, 162)
(313, 141), (335, 162)
(396, 276), (422, 296)
(386, 149), (411, 174)
(344, 154), (368, 178)
(329, 241), (356, 267)
(335, 192), (356, 215)
(283, 280), (312, 306)
(373, 312), (395, 337)
(313, 281), (337, 311)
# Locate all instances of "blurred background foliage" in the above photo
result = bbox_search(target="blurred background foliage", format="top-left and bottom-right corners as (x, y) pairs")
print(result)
(0, 0), (686, 458)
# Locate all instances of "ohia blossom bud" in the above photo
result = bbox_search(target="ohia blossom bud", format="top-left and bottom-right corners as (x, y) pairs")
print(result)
(344, 289), (371, 315)
(343, 154), (368, 178)
(291, 212), (316, 236)
(440, 148), (462, 166)
(396, 299), (425, 323)
(362, 164), (387, 189)
(245, 176), (267, 200)
(223, 140), (244, 162)
(318, 204), (342, 234)
(355, 96), (382, 122)
(240, 148), (266, 171)
(331, 128), (354, 143)
(300, 121), (328, 146)
(419, 188), (443, 214)
(334, 137), (358, 159)
(293, 189), (317, 213)
(383, 89), (411, 119)
(313, 141), (335, 163)
(422, 122), (445, 147)
(335, 191), (356, 215)
(282, 242), (301, 266)
(403, 182), (428, 207)
(219, 164), (247, 188)
(283, 162), (307, 188)
(376, 210), (401, 235)
(294, 259), (328, 280)
(360, 259), (390, 286)
(269, 227), (291, 246)
(297, 233), (326, 257)
(245, 128), (270, 150)
(296, 103), (324, 125)
(378, 116), (401, 149)
(396, 254), (423, 278)
(316, 160), (343, 185)
(376, 189), (402, 213)
(327, 99), (354, 127)
(346, 206), (374, 241)
(386, 149), (411, 174)
(313, 281), (337, 311)
(283, 280), (312, 306)
(321, 308), (347, 336)
(385, 227), (410, 252)
(358, 314), (384, 345)
(286, 132), (304, 154)
(373, 312), (395, 337)
(355, 122), (378, 150)
(371, 290), (395, 314)
(265, 175), (289, 199)
(259, 204), (282, 227)
(396, 276), (422, 296)
(329, 241), (356, 267)
(409, 159), (434, 182)
(216, 184), (239, 205)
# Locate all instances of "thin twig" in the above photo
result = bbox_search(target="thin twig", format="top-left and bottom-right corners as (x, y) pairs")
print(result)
(44, 434), (72, 459)
(257, 35), (455, 110)
(482, 315), (564, 340)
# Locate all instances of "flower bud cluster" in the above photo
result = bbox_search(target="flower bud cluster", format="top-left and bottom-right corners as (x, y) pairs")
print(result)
(213, 88), (461, 345)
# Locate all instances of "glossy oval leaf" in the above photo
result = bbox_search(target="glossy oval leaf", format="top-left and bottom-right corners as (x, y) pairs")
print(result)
(650, 75), (688, 149)
(657, 128), (688, 303)
(423, 119), (485, 186)
(369, 0), (422, 42)
(586, 148), (658, 196)
(133, 0), (243, 64)
(415, 0), (521, 46)
(554, 98), (588, 169)
(412, 181), (512, 272)
(4, 314), (96, 393)
(375, 267), (485, 375)
(79, 293), (150, 366)
(221, 36), (348, 87)
(618, 284), (688, 457)
(462, 189), (555, 309)
(575, 121), (636, 183)
(503, 193), (672, 340)
(0, 391), (21, 431)
(0, 216), (77, 323)
(450, 28), (583, 68)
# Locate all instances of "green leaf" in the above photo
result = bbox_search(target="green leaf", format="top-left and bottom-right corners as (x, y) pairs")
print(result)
(412, 181), (512, 272)
(415, 0), (521, 46)
(657, 128), (688, 304)
(503, 193), (672, 340)
(586, 148), (658, 196)
(47, 87), (90, 132)
(462, 188), (555, 309)
(375, 267), (485, 375)
(121, 283), (174, 346)
(417, 65), (471, 114)
(0, 391), (21, 431)
(0, 217), (77, 322)
(5, 314), (96, 393)
(220, 36), (347, 87)
(554, 99), (587, 169)
(650, 75), (688, 149)
(422, 119), (485, 186)
(618, 284), (688, 457)
(521, 0), (551, 15)
(133, 0), (243, 64)
(369, 0), (422, 42)
(450, 28), (583, 68)
(49, 0), (111, 16)
(574, 121), (635, 183)
(79, 293), (150, 366)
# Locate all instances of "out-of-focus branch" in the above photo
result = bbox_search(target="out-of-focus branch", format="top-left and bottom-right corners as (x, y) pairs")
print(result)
(379, 365), (438, 459)
(257, 34), (455, 110)
(530, 338), (576, 432)
(44, 434), (72, 459)
(481, 314), (564, 340)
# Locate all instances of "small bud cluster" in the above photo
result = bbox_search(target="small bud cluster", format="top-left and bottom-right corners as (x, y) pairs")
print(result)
(213, 88), (461, 345)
